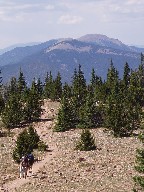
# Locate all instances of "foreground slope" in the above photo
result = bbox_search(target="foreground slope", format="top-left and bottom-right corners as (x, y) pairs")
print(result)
(0, 100), (142, 192)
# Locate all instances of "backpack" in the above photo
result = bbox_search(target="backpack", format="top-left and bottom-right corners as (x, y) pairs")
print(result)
(27, 154), (34, 165)
(28, 154), (34, 160)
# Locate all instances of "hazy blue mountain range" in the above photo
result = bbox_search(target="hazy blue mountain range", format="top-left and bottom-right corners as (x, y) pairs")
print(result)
(0, 34), (143, 84)
(0, 42), (41, 56)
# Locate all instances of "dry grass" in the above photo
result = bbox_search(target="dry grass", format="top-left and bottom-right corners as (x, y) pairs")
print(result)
(0, 100), (143, 192)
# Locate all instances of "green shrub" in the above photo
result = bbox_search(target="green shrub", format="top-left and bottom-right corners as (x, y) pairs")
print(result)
(13, 125), (40, 162)
(38, 141), (48, 151)
(133, 132), (144, 191)
(75, 129), (96, 151)
(1, 143), (4, 147)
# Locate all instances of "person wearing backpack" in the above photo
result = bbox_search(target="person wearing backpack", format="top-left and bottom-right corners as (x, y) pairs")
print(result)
(27, 153), (34, 172)
(19, 154), (29, 179)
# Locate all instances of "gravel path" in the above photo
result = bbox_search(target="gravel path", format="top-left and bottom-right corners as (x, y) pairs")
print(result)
(2, 125), (58, 192)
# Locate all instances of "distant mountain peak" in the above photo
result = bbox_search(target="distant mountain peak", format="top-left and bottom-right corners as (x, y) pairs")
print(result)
(78, 34), (122, 44)
(45, 39), (92, 53)
(77, 34), (131, 51)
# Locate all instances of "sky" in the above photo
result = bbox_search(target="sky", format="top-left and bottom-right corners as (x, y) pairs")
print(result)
(0, 0), (144, 49)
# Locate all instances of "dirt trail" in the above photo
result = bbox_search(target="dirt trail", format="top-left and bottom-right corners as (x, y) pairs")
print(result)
(1, 118), (57, 192)
(2, 143), (57, 192)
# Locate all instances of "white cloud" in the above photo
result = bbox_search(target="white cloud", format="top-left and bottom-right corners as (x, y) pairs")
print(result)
(45, 5), (55, 10)
(126, 0), (144, 5)
(58, 15), (83, 24)
(0, 0), (143, 48)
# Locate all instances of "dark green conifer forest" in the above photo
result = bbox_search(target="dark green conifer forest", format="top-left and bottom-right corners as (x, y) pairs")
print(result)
(0, 54), (143, 134)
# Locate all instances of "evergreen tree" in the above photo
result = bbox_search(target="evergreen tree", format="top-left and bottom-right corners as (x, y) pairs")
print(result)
(36, 78), (43, 98)
(104, 70), (142, 136)
(54, 94), (76, 132)
(53, 72), (62, 100)
(89, 68), (103, 102)
(27, 125), (40, 149)
(43, 72), (50, 98)
(78, 90), (103, 128)
(104, 91), (126, 136)
(24, 79), (43, 122)
(12, 125), (40, 162)
(76, 129), (96, 151)
(0, 70), (2, 86)
(126, 73), (142, 131)
(90, 68), (106, 107)
(43, 71), (54, 100)
(137, 60), (144, 107)
(17, 69), (27, 95)
(13, 129), (28, 161)
(133, 132), (144, 191)
(7, 77), (18, 96)
(90, 68), (96, 91)
(71, 65), (87, 125)
(0, 70), (4, 113)
(62, 83), (72, 99)
(0, 94), (4, 114)
(106, 60), (119, 98)
(123, 62), (130, 87)
(2, 92), (23, 128)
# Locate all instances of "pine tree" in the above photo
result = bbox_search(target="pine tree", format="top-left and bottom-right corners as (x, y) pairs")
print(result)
(43, 72), (50, 99)
(104, 91), (126, 136)
(0, 70), (4, 113)
(71, 65), (87, 125)
(0, 70), (2, 86)
(12, 125), (40, 162)
(13, 128), (28, 161)
(126, 73), (142, 132)
(0, 94), (4, 114)
(36, 78), (43, 98)
(2, 92), (23, 128)
(89, 68), (103, 101)
(90, 68), (96, 91)
(137, 60), (144, 107)
(106, 60), (119, 98)
(78, 90), (102, 128)
(23, 79), (43, 122)
(27, 125), (40, 149)
(54, 94), (76, 132)
(104, 68), (142, 137)
(53, 72), (62, 100)
(17, 69), (27, 95)
(43, 71), (54, 100)
(133, 132), (144, 191)
(7, 77), (18, 96)
(76, 129), (96, 151)
(62, 83), (72, 99)
(122, 62), (130, 90)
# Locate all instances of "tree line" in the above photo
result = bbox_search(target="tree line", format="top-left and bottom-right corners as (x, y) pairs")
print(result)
(55, 57), (144, 137)
(0, 70), (62, 128)
(0, 54), (144, 137)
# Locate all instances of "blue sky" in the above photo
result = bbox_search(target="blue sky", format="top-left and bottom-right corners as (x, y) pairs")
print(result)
(0, 0), (144, 49)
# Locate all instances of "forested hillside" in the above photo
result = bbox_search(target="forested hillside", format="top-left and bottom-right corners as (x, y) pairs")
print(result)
(0, 34), (143, 84)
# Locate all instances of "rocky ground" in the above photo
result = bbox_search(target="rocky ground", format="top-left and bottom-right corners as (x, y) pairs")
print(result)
(0, 100), (143, 192)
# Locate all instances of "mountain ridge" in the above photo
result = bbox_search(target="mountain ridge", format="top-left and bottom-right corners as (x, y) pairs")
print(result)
(0, 34), (143, 84)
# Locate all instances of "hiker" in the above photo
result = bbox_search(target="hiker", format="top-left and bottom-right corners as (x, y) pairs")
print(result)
(27, 153), (34, 171)
(19, 154), (29, 179)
